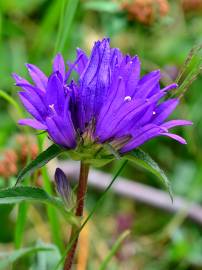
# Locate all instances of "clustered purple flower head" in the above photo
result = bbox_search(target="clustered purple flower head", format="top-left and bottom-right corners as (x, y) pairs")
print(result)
(13, 38), (192, 160)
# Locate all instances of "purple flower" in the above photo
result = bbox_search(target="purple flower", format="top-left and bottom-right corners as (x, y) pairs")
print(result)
(13, 38), (192, 156)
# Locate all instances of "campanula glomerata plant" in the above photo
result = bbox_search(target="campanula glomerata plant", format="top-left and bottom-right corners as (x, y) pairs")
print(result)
(13, 38), (192, 269)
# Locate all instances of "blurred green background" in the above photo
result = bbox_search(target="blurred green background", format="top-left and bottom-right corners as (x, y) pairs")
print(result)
(0, 0), (202, 269)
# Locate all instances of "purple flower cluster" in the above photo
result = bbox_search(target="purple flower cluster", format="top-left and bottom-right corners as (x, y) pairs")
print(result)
(13, 38), (192, 154)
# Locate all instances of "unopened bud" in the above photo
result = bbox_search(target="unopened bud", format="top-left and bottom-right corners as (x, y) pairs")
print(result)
(54, 168), (74, 208)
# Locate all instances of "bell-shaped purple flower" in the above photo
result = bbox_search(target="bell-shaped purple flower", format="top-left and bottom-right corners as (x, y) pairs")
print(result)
(13, 38), (192, 157)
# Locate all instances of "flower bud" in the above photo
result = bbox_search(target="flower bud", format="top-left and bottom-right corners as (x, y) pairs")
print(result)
(54, 168), (73, 207)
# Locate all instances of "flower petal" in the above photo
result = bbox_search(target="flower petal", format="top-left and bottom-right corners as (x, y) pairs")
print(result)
(79, 38), (111, 122)
(76, 48), (88, 75)
(46, 115), (76, 148)
(18, 118), (47, 130)
(161, 133), (187, 144)
(162, 120), (193, 129)
(161, 83), (178, 92)
(153, 99), (179, 124)
(46, 73), (65, 115)
(119, 56), (140, 97)
(53, 53), (65, 81)
(121, 124), (164, 152)
(12, 73), (30, 85)
(133, 70), (161, 99)
(18, 85), (47, 120)
(18, 92), (44, 122)
(26, 63), (48, 91)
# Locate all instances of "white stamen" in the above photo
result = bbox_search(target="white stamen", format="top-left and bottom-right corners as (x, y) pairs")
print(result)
(153, 111), (156, 115)
(124, 96), (132, 102)
(49, 104), (56, 113)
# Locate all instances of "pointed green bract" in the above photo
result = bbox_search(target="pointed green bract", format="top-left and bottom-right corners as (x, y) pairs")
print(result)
(16, 144), (64, 185)
(124, 148), (173, 200)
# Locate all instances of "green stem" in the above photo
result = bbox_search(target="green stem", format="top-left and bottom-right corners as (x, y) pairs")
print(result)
(63, 162), (89, 270)
(54, 160), (127, 270)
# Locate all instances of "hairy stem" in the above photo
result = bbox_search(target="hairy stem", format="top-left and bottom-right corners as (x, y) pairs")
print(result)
(64, 161), (90, 270)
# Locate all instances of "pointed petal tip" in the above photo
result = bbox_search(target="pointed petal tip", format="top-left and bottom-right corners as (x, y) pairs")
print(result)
(48, 72), (60, 83)
(183, 120), (193, 126)
(25, 63), (31, 69)
(18, 118), (47, 130)
(55, 167), (63, 174)
(162, 133), (187, 144)
(162, 119), (193, 129)
(12, 73), (19, 84)
(163, 83), (178, 92)
(25, 63), (39, 72)
(101, 37), (110, 43)
(55, 52), (63, 57)
(53, 53), (64, 64)
(94, 37), (110, 47)
(55, 167), (67, 181)
(12, 73), (30, 86)
(12, 72), (18, 79)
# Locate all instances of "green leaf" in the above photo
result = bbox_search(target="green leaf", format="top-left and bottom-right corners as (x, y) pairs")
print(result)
(124, 149), (172, 199)
(16, 144), (64, 185)
(0, 244), (58, 269)
(0, 186), (78, 225)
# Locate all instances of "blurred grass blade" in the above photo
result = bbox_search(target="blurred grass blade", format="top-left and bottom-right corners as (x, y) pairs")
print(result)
(0, 244), (57, 269)
(0, 89), (23, 117)
(32, 240), (62, 270)
(54, 0), (66, 55)
(124, 149), (172, 200)
(54, 160), (128, 270)
(38, 135), (65, 252)
(16, 144), (64, 185)
(99, 230), (130, 270)
(0, 87), (31, 251)
(31, 1), (61, 58)
(55, 0), (79, 53)
(83, 1), (120, 13)
(14, 202), (28, 249)
(0, 186), (78, 226)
